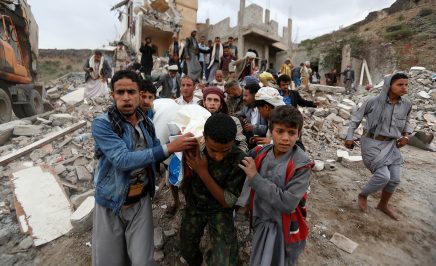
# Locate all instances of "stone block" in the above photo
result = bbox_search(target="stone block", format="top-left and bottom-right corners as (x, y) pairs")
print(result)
(70, 196), (94, 233)
(54, 164), (66, 175)
(49, 114), (75, 126)
(154, 227), (164, 249)
(337, 103), (353, 112)
(13, 125), (43, 136)
(18, 236), (33, 250)
(338, 109), (351, 120)
(70, 189), (95, 209)
(76, 166), (92, 181)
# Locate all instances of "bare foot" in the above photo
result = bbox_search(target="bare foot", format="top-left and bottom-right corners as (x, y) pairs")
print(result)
(376, 204), (400, 221)
(358, 194), (368, 212)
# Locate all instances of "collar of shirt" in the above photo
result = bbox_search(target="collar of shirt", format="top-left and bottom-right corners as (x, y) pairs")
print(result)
(386, 96), (404, 104)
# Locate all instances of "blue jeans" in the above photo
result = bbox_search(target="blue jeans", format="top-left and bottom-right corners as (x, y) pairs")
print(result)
(293, 76), (301, 87)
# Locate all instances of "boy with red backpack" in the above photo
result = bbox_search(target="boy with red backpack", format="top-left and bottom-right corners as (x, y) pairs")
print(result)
(239, 105), (313, 266)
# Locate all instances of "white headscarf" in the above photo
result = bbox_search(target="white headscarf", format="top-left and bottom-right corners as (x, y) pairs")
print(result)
(255, 87), (285, 107)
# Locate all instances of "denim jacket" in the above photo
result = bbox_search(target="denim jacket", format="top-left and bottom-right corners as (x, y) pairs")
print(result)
(92, 112), (168, 214)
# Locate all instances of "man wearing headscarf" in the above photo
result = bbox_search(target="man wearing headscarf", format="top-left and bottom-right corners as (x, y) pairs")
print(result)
(185, 29), (202, 81)
(345, 72), (412, 220)
(83, 50), (112, 99)
(202, 87), (247, 152)
(229, 51), (256, 82)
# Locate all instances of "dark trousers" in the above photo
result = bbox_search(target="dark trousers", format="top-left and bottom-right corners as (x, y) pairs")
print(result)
(180, 205), (238, 266)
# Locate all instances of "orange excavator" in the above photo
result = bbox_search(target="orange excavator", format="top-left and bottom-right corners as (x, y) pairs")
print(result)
(0, 0), (44, 123)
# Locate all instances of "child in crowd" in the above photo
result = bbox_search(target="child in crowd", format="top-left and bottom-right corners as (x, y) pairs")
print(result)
(181, 114), (247, 266)
(239, 106), (313, 266)
(139, 79), (156, 120)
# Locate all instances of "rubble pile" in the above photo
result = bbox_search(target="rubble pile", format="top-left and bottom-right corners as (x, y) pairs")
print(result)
(0, 68), (434, 264)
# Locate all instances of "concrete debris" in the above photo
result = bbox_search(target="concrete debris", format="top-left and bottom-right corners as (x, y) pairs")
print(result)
(154, 227), (164, 250)
(49, 114), (75, 126)
(54, 164), (67, 175)
(75, 165), (92, 181)
(70, 189), (95, 209)
(18, 236), (34, 250)
(70, 196), (95, 233)
(417, 91), (431, 99)
(330, 232), (359, 254)
(313, 160), (325, 171)
(13, 125), (43, 136)
(12, 166), (73, 246)
(154, 250), (165, 261)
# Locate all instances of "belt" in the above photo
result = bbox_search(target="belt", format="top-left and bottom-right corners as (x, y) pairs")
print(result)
(364, 131), (395, 141)
(123, 181), (148, 209)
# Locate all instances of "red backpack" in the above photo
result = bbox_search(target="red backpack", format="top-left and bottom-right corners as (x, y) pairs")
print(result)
(249, 145), (313, 244)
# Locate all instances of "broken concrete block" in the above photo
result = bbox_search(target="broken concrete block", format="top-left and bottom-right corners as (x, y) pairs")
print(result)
(76, 166), (92, 181)
(154, 227), (164, 249)
(54, 164), (67, 175)
(0, 120), (30, 146)
(342, 99), (357, 106)
(13, 125), (43, 136)
(73, 156), (88, 166)
(70, 189), (95, 209)
(324, 160), (337, 171)
(154, 250), (164, 261)
(337, 150), (364, 168)
(70, 196), (94, 233)
(329, 108), (338, 115)
(337, 103), (353, 112)
(423, 113), (436, 124)
(330, 232), (358, 254)
(313, 160), (325, 171)
(49, 114), (75, 126)
(61, 87), (85, 105)
(338, 109), (351, 120)
(65, 170), (78, 184)
(18, 236), (33, 250)
(313, 108), (328, 117)
(417, 91), (431, 99)
(163, 229), (177, 238)
(326, 113), (345, 124)
(12, 166), (73, 246)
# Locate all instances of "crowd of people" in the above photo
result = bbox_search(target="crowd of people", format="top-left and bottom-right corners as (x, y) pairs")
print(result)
(85, 31), (412, 266)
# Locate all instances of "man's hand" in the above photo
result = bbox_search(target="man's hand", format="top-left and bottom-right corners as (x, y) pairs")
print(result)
(185, 56), (190, 61)
(167, 133), (198, 153)
(344, 140), (355, 149)
(238, 157), (257, 180)
(185, 148), (208, 176)
(396, 136), (408, 148)
(243, 123), (254, 133)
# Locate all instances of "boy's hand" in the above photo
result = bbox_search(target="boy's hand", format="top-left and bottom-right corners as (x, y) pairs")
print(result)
(185, 148), (208, 176)
(238, 157), (257, 180)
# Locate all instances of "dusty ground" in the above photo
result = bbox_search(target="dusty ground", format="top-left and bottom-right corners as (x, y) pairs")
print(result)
(20, 144), (434, 266)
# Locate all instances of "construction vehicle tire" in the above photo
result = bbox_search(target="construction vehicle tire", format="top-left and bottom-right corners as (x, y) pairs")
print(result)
(0, 89), (12, 124)
(23, 89), (43, 117)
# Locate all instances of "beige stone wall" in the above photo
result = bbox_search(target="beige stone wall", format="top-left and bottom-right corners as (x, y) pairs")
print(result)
(176, 0), (198, 40)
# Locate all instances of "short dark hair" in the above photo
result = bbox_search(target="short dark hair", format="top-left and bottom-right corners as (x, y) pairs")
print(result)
(277, 74), (291, 85)
(94, 50), (103, 56)
(204, 113), (236, 144)
(255, 100), (274, 109)
(224, 79), (239, 91)
(245, 83), (261, 95)
(228, 36), (234, 40)
(181, 75), (195, 84)
(270, 105), (303, 131)
(390, 72), (408, 85)
(111, 70), (142, 91)
(141, 80), (157, 95)
(223, 45), (229, 49)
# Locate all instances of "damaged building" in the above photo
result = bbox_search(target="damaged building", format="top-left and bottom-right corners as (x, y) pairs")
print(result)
(197, 0), (293, 70)
(112, 0), (198, 58)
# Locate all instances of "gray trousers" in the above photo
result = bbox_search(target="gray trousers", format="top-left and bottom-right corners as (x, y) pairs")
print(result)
(361, 164), (401, 196)
(92, 196), (156, 266)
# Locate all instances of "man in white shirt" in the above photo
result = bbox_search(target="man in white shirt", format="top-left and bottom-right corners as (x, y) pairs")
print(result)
(175, 76), (201, 105)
